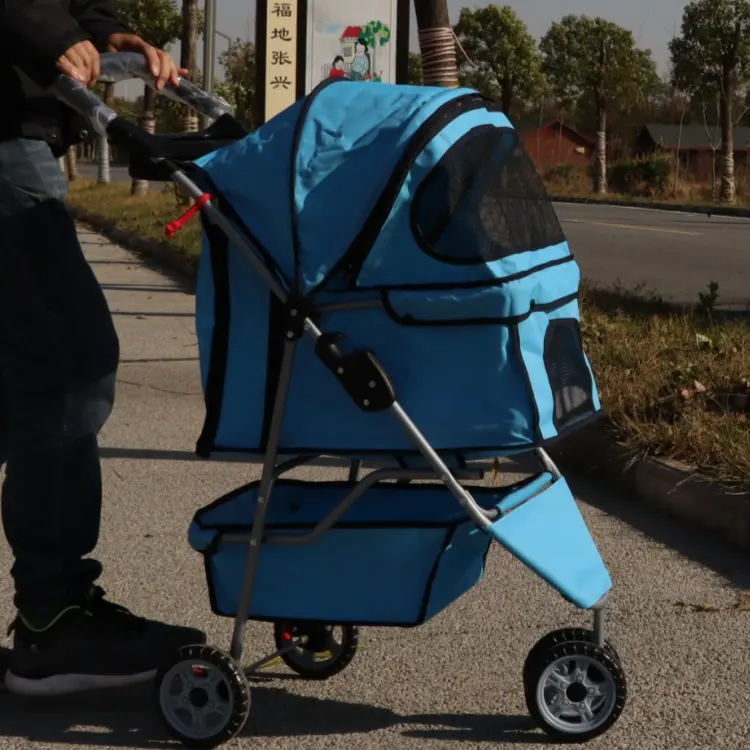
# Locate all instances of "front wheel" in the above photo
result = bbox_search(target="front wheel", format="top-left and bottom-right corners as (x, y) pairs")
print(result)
(523, 639), (627, 743)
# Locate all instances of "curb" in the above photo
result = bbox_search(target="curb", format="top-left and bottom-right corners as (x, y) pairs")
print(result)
(549, 422), (750, 554)
(69, 205), (199, 283)
(549, 194), (750, 218)
(71, 211), (750, 555)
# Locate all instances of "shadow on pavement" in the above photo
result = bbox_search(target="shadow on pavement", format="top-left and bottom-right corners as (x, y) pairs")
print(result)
(111, 311), (196, 318)
(569, 473), (750, 591)
(100, 284), (187, 295)
(0, 680), (542, 746)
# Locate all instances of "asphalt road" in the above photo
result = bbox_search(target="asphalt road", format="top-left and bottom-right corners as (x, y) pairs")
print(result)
(556, 202), (750, 309)
(77, 161), (749, 309)
(0, 229), (748, 749)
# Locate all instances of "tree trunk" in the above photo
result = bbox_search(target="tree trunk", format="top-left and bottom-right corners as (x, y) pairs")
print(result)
(500, 78), (513, 115)
(595, 104), (607, 194)
(97, 82), (115, 184)
(180, 0), (199, 132)
(719, 77), (735, 204)
(413, 0), (459, 88)
(673, 106), (686, 198)
(66, 145), (79, 181)
(131, 87), (157, 196)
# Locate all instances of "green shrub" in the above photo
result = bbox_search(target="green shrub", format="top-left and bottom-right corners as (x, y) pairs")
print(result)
(608, 157), (672, 196)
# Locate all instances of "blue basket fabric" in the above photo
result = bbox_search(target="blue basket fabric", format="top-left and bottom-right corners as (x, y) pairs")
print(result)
(192, 79), (602, 457)
(188, 474), (612, 624)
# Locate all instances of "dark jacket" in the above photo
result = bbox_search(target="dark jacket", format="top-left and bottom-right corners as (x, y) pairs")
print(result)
(0, 0), (128, 156)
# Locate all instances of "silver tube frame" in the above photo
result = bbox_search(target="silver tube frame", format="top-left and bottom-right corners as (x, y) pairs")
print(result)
(155, 167), (608, 661)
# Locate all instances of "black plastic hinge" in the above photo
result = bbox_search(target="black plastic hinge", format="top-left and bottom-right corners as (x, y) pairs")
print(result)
(314, 332), (396, 412)
(281, 295), (316, 341)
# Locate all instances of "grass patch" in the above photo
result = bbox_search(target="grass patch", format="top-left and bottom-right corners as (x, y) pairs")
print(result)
(67, 179), (202, 257)
(69, 180), (750, 490)
(582, 282), (750, 489)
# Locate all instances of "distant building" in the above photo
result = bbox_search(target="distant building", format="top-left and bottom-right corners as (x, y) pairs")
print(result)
(636, 124), (750, 181)
(518, 119), (595, 171)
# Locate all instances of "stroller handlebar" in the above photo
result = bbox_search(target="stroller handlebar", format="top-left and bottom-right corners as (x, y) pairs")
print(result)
(50, 51), (235, 142)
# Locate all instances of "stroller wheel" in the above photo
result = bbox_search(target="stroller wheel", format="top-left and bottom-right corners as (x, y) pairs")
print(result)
(154, 644), (250, 749)
(273, 622), (359, 680)
(523, 639), (627, 743)
(522, 627), (620, 684)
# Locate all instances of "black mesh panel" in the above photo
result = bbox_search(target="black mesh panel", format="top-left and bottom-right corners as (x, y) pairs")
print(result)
(412, 125), (565, 264)
(543, 320), (595, 431)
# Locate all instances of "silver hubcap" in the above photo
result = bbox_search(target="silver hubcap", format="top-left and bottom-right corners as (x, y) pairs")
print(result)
(159, 658), (235, 739)
(536, 654), (617, 734)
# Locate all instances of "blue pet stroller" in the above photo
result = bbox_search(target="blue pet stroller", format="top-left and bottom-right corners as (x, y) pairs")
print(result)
(54, 52), (627, 747)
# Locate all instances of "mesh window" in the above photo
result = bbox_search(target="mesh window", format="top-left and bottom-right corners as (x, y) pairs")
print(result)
(543, 320), (595, 431)
(411, 125), (565, 264)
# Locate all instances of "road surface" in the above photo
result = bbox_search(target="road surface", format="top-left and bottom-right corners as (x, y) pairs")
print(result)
(0, 229), (748, 749)
(77, 161), (748, 308)
(556, 202), (750, 309)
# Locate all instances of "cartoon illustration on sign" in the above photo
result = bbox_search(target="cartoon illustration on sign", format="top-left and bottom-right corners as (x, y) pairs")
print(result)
(306, 1), (398, 92)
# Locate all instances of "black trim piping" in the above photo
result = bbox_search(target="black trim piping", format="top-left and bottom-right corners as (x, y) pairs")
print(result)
(192, 475), (547, 530)
(315, 92), (492, 292)
(260, 294), (285, 448)
(200, 409), (605, 458)
(416, 526), (460, 623)
(343, 253), (576, 293)
(511, 324), (543, 444)
(195, 210), (231, 458)
(380, 291), (579, 328)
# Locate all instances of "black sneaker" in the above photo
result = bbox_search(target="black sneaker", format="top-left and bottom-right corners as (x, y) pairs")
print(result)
(4, 587), (206, 697)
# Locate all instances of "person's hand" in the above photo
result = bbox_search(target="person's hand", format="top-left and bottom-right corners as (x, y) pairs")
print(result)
(107, 33), (186, 90)
(56, 40), (101, 87)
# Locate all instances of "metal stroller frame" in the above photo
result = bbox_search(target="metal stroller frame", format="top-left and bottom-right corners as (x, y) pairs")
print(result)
(51, 53), (626, 748)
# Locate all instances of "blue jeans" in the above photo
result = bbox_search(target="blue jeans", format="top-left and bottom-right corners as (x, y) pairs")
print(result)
(0, 139), (119, 621)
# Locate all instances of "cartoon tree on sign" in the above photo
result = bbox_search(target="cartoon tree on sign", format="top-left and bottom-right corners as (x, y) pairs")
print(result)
(360, 20), (392, 80)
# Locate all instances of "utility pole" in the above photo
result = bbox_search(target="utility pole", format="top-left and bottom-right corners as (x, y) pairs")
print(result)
(180, 0), (199, 131)
(413, 0), (459, 88)
(201, 0), (217, 128)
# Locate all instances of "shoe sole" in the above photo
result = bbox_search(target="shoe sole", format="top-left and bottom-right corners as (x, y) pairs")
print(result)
(4, 668), (157, 697)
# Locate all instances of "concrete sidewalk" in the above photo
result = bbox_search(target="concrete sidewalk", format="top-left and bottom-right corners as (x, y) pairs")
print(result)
(0, 228), (749, 749)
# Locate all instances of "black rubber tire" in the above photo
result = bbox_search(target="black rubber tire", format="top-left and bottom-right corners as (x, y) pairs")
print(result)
(522, 627), (620, 686)
(272, 622), (359, 680)
(523, 640), (627, 743)
(154, 644), (251, 749)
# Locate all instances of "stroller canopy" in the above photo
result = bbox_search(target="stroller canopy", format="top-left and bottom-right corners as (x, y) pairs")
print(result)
(195, 79), (570, 294)
(193, 80), (602, 458)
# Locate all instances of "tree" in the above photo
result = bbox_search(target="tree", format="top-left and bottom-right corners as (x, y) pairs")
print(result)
(453, 5), (542, 114)
(408, 52), (423, 85)
(114, 0), (183, 194)
(669, 0), (750, 204)
(540, 15), (658, 193)
(359, 20), (391, 81)
(215, 39), (255, 128)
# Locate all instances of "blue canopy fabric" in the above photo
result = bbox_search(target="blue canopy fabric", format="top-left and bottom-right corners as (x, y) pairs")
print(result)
(192, 79), (603, 458)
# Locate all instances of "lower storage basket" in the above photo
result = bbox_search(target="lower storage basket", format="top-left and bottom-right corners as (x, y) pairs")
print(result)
(188, 479), (510, 626)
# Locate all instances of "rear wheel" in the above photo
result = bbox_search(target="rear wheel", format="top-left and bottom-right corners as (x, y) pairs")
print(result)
(273, 622), (359, 680)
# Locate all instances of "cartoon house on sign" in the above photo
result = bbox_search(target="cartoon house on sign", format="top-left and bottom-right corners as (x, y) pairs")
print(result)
(340, 26), (362, 65)
(322, 22), (389, 82)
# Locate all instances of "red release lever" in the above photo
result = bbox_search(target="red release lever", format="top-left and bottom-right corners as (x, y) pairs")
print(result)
(165, 193), (212, 238)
